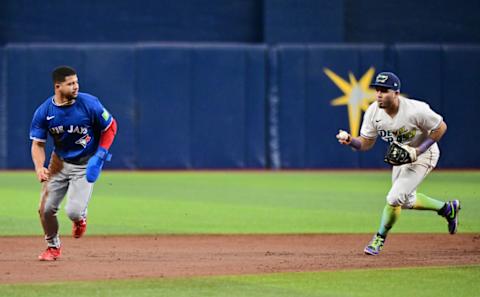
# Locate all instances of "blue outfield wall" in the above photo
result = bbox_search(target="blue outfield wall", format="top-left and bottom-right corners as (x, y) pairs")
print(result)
(135, 44), (266, 169)
(0, 43), (479, 169)
(273, 44), (480, 168)
(1, 43), (266, 169)
(0, 47), (5, 168)
(273, 44), (389, 169)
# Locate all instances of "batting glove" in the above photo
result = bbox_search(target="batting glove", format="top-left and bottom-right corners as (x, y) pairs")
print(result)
(86, 147), (112, 183)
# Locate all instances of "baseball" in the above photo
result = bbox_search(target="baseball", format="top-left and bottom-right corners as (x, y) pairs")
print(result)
(337, 130), (350, 141)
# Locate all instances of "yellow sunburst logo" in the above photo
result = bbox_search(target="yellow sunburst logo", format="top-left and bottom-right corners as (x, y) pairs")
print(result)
(324, 67), (376, 137)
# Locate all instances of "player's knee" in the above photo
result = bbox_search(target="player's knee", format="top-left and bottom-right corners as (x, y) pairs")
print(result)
(65, 207), (83, 222)
(386, 192), (408, 207)
(40, 204), (58, 219)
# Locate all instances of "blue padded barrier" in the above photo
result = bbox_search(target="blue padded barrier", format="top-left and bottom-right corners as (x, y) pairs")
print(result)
(82, 45), (136, 169)
(244, 47), (267, 168)
(0, 47), (5, 168)
(441, 45), (480, 167)
(190, 47), (248, 168)
(4, 43), (267, 169)
(4, 44), (134, 169)
(135, 44), (267, 168)
(2, 43), (480, 169)
(135, 45), (192, 168)
(393, 45), (444, 114)
(276, 46), (307, 168)
(5, 44), (85, 168)
(276, 45), (388, 168)
(274, 44), (480, 168)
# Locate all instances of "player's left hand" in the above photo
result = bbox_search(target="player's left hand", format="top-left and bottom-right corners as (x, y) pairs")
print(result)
(396, 142), (417, 162)
(384, 141), (417, 165)
(86, 147), (112, 183)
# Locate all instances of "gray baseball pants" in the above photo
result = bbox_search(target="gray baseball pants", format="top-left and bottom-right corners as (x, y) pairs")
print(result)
(38, 153), (93, 248)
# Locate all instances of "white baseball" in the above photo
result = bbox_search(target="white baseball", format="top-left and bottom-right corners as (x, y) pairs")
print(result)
(337, 130), (350, 141)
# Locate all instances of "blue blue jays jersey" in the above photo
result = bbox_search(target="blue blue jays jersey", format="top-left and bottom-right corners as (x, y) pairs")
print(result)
(30, 92), (113, 162)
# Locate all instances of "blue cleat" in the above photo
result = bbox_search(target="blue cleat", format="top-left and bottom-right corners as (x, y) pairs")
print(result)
(443, 200), (461, 234)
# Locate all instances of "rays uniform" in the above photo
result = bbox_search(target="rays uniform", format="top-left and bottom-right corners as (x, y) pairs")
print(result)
(340, 71), (459, 256)
(30, 92), (112, 248)
(360, 96), (443, 208)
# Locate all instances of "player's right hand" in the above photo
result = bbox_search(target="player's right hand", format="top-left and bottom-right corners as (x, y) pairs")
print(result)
(36, 167), (50, 182)
(336, 130), (352, 145)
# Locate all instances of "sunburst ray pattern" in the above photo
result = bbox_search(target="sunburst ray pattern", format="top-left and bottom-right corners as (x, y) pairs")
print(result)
(324, 67), (376, 137)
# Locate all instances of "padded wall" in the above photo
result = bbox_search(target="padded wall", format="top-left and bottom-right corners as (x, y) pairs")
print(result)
(273, 44), (480, 168)
(441, 45), (480, 167)
(2, 43), (480, 169)
(0, 47), (5, 168)
(2, 43), (266, 169)
(135, 44), (266, 168)
(275, 45), (387, 168)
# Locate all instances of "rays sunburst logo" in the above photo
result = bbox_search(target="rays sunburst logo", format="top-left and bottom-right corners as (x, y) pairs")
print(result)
(324, 67), (376, 137)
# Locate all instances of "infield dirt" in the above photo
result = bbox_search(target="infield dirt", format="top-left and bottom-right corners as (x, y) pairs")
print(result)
(1, 234), (479, 283)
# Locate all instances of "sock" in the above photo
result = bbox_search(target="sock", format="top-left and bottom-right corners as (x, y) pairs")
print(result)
(378, 204), (401, 237)
(46, 234), (61, 248)
(413, 193), (446, 211)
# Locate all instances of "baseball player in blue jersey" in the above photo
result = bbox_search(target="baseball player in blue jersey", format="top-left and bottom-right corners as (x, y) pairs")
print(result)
(30, 66), (118, 261)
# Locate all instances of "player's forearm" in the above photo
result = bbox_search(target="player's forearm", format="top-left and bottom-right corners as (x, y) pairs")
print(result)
(348, 137), (362, 150)
(429, 121), (447, 142)
(337, 130), (375, 151)
(31, 142), (46, 170)
(99, 118), (117, 150)
(353, 136), (375, 151)
(417, 121), (447, 155)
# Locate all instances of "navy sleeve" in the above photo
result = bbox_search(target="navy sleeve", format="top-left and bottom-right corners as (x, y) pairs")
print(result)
(29, 106), (48, 142)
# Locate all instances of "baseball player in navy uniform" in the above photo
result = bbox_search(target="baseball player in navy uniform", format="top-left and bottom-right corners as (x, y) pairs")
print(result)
(30, 66), (118, 261)
(336, 72), (460, 255)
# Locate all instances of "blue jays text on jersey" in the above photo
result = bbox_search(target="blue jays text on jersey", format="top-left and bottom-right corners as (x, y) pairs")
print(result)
(30, 92), (113, 163)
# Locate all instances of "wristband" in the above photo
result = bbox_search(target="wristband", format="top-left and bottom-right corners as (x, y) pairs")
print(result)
(417, 138), (436, 154)
(349, 138), (362, 150)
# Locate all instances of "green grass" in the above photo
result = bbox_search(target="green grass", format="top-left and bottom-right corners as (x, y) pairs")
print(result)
(1, 266), (479, 297)
(0, 171), (479, 235)
(1, 171), (478, 296)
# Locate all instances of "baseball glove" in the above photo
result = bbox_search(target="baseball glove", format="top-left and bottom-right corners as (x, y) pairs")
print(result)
(384, 142), (417, 166)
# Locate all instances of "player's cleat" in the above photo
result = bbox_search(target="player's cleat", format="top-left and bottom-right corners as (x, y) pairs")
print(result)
(72, 218), (87, 238)
(38, 246), (61, 261)
(442, 200), (461, 234)
(364, 233), (386, 256)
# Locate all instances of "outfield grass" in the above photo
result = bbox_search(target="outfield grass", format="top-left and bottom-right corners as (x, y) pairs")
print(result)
(1, 266), (479, 297)
(0, 171), (479, 235)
